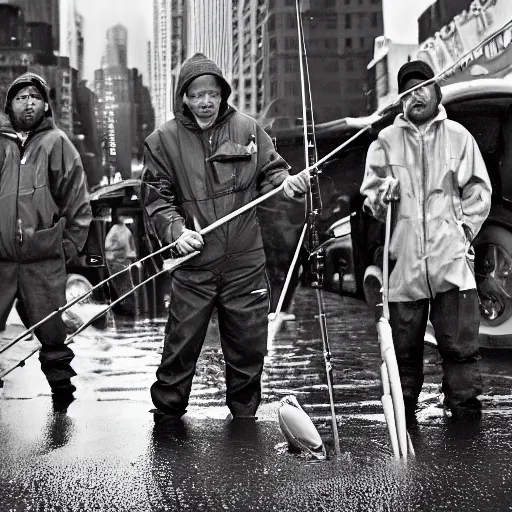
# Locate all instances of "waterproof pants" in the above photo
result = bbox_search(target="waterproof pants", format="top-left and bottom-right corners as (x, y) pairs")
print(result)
(388, 288), (483, 410)
(151, 250), (269, 417)
(0, 259), (75, 391)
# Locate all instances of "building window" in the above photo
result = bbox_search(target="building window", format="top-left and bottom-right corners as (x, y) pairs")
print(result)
(358, 12), (365, 29)
(359, 37), (365, 48)
(326, 17), (337, 30)
(284, 57), (297, 73)
(269, 37), (277, 51)
(285, 37), (298, 50)
(345, 37), (352, 49)
(286, 13), (295, 29)
(325, 59), (339, 72)
(268, 15), (275, 31)
(346, 58), (354, 71)
(371, 12), (379, 27)
(285, 0), (294, 5)
(325, 38), (337, 49)
(345, 14), (351, 29)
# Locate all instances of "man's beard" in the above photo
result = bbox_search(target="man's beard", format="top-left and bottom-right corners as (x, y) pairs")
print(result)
(13, 109), (45, 132)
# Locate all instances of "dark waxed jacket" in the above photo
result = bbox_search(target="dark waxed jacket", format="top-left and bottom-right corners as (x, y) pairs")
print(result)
(0, 100), (91, 263)
(142, 55), (291, 267)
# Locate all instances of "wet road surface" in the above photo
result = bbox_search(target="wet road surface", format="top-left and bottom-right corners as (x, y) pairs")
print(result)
(1, 287), (512, 511)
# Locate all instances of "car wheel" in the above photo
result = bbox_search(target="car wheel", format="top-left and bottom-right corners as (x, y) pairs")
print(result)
(473, 225), (512, 328)
(66, 273), (109, 330)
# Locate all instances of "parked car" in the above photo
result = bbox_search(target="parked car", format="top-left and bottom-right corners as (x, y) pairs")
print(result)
(271, 79), (512, 348)
(67, 178), (172, 327)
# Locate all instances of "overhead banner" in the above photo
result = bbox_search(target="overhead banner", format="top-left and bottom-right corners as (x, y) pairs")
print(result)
(417, 0), (512, 83)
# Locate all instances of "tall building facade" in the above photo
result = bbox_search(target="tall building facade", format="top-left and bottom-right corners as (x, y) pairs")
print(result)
(152, 0), (270, 123)
(96, 24), (154, 182)
(263, 0), (383, 124)
(186, 0), (232, 82)
(231, 0), (266, 117)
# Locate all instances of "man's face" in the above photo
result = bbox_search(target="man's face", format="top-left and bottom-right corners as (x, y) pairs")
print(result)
(401, 78), (439, 125)
(183, 75), (222, 127)
(10, 85), (46, 131)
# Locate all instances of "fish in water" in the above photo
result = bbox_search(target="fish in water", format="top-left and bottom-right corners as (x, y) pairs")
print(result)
(277, 395), (327, 460)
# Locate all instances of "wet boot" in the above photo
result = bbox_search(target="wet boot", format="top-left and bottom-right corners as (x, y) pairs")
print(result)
(51, 378), (76, 412)
(450, 397), (482, 421)
(403, 396), (418, 427)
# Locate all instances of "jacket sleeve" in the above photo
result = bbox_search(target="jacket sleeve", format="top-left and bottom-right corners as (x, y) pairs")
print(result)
(49, 135), (92, 255)
(255, 123), (291, 195)
(360, 139), (389, 223)
(457, 132), (492, 240)
(141, 141), (185, 244)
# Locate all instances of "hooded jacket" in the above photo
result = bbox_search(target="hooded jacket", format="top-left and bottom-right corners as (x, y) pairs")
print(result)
(0, 73), (92, 263)
(142, 54), (291, 266)
(361, 105), (491, 301)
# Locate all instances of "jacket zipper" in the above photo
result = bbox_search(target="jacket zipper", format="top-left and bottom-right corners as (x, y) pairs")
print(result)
(420, 131), (433, 299)
(13, 129), (46, 257)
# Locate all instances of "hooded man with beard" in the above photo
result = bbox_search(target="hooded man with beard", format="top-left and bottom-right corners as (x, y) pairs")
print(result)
(360, 61), (492, 423)
(0, 73), (92, 409)
(142, 53), (310, 420)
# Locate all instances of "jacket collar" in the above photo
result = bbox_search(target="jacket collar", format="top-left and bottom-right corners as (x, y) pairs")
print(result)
(394, 104), (447, 133)
(175, 103), (236, 133)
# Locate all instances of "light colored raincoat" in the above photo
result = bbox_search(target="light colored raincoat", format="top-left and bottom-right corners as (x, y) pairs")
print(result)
(361, 105), (492, 302)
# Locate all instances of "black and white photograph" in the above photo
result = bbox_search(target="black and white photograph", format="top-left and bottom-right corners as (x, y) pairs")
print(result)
(1, 0), (511, 510)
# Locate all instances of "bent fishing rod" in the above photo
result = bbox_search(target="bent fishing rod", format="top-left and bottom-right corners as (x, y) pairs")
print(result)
(0, 182), (286, 356)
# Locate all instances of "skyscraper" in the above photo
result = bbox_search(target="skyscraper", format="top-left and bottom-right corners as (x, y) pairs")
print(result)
(102, 24), (128, 69)
(186, 0), (232, 82)
(95, 24), (133, 180)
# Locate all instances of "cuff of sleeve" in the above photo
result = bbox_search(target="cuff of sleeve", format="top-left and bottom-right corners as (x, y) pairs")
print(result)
(166, 220), (185, 244)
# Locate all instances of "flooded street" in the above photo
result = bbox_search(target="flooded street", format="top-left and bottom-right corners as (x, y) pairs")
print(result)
(1, 287), (512, 511)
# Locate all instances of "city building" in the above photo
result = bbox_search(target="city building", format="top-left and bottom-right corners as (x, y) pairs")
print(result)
(231, 0), (266, 117)
(95, 24), (154, 182)
(262, 0), (384, 127)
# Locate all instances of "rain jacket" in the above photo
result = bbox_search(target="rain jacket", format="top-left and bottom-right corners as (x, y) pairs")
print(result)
(142, 54), (291, 267)
(0, 74), (92, 263)
(360, 105), (491, 302)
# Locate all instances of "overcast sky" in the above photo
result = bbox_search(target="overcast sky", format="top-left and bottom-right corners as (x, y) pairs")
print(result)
(65, 0), (435, 86)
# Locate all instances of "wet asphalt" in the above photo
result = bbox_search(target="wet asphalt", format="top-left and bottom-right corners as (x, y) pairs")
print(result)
(1, 287), (512, 511)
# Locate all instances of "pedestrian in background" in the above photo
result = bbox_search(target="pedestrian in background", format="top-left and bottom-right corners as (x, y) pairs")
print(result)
(142, 53), (310, 420)
(360, 61), (492, 422)
(0, 73), (92, 408)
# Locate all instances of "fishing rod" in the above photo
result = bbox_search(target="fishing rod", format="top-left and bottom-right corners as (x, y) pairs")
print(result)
(295, 0), (341, 457)
(0, 251), (197, 384)
(0, 182), (286, 356)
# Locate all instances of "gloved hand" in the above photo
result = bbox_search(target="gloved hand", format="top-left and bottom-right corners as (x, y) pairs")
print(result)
(378, 176), (400, 206)
(175, 228), (204, 256)
(283, 169), (310, 198)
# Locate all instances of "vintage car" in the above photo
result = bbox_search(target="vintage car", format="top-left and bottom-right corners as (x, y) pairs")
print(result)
(271, 78), (512, 349)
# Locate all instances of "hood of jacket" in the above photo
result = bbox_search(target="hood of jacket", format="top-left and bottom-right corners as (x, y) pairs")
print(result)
(174, 53), (234, 131)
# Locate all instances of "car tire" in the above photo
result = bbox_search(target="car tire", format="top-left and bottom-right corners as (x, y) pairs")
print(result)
(473, 225), (512, 328)
(66, 273), (109, 330)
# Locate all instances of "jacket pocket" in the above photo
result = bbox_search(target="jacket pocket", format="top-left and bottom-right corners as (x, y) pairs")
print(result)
(19, 216), (66, 262)
(207, 141), (253, 194)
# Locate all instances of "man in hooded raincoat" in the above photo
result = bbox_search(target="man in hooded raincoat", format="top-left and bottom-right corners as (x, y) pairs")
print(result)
(0, 73), (92, 406)
(142, 53), (310, 419)
(360, 61), (492, 421)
